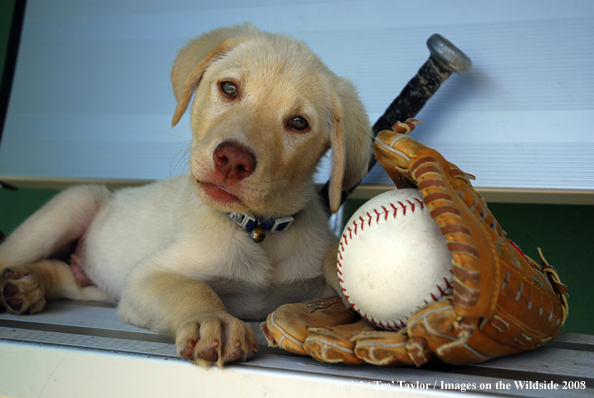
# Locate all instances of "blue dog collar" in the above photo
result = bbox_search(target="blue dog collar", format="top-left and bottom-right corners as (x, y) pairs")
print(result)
(227, 212), (295, 242)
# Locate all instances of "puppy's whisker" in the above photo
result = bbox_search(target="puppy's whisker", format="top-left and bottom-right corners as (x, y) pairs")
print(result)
(168, 141), (193, 177)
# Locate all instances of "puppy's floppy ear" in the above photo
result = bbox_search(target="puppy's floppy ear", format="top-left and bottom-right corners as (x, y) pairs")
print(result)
(328, 79), (373, 214)
(171, 27), (252, 127)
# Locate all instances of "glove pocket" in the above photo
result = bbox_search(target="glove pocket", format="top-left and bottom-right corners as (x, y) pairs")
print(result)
(261, 297), (359, 355)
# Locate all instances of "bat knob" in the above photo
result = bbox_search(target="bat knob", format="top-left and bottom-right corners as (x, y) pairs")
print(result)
(427, 34), (472, 74)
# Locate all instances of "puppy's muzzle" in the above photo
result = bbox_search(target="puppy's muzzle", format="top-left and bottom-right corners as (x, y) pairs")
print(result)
(213, 142), (257, 182)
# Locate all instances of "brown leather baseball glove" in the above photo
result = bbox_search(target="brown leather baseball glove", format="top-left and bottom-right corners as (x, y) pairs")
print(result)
(261, 119), (569, 366)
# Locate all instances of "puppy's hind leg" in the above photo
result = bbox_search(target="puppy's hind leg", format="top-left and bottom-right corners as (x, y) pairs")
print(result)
(0, 185), (112, 314)
(1, 260), (111, 314)
(0, 185), (111, 268)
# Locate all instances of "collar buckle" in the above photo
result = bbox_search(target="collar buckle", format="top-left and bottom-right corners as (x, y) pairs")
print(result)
(227, 212), (296, 243)
(270, 216), (294, 233)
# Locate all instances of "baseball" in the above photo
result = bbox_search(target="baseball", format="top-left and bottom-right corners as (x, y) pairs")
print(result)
(337, 188), (453, 331)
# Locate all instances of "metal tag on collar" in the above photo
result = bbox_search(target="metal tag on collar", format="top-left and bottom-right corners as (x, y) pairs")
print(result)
(249, 226), (266, 243)
(228, 212), (294, 243)
(228, 212), (265, 243)
(270, 216), (294, 233)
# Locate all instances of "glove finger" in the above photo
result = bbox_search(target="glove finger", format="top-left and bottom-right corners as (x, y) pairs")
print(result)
(352, 298), (456, 367)
(373, 119), (425, 188)
(303, 318), (376, 365)
(406, 298), (525, 365)
(352, 329), (433, 367)
(261, 296), (358, 356)
(406, 298), (480, 364)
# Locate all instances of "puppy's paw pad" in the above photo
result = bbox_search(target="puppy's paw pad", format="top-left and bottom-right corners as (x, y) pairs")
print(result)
(0, 265), (46, 314)
(222, 322), (258, 363)
(2, 282), (20, 298)
(5, 297), (25, 311)
(198, 343), (219, 363)
(180, 339), (197, 361)
(176, 315), (257, 367)
(1, 268), (24, 280)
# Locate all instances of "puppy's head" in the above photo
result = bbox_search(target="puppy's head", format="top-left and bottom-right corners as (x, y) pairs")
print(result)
(171, 24), (372, 216)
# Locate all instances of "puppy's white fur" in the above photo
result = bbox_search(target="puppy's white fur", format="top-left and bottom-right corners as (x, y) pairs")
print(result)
(0, 24), (372, 366)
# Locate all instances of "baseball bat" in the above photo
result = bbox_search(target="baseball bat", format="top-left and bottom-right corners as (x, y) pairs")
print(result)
(319, 34), (471, 213)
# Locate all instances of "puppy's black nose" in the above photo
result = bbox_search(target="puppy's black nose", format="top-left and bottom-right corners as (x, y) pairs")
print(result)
(213, 142), (256, 181)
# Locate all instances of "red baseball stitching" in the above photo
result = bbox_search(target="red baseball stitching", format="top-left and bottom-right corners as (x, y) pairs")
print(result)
(337, 195), (454, 331)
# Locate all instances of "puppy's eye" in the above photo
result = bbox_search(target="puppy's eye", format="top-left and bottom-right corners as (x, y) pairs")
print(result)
(289, 116), (309, 131)
(221, 81), (238, 97)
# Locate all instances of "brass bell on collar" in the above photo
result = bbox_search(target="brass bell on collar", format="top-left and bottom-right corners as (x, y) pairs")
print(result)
(250, 227), (266, 243)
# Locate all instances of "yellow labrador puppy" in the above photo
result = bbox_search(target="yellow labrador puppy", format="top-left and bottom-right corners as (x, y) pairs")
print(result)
(0, 24), (372, 367)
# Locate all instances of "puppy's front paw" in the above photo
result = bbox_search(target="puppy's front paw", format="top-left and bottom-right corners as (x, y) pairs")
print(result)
(176, 313), (257, 368)
(0, 265), (46, 314)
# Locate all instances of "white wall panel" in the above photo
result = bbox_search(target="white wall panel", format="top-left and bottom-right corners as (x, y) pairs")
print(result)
(1, 0), (592, 198)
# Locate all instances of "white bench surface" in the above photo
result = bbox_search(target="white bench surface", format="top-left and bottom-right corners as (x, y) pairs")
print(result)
(1, 300), (593, 397)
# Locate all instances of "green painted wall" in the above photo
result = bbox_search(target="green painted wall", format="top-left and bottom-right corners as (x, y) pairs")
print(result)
(0, 1), (61, 237)
(1, 1), (592, 334)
